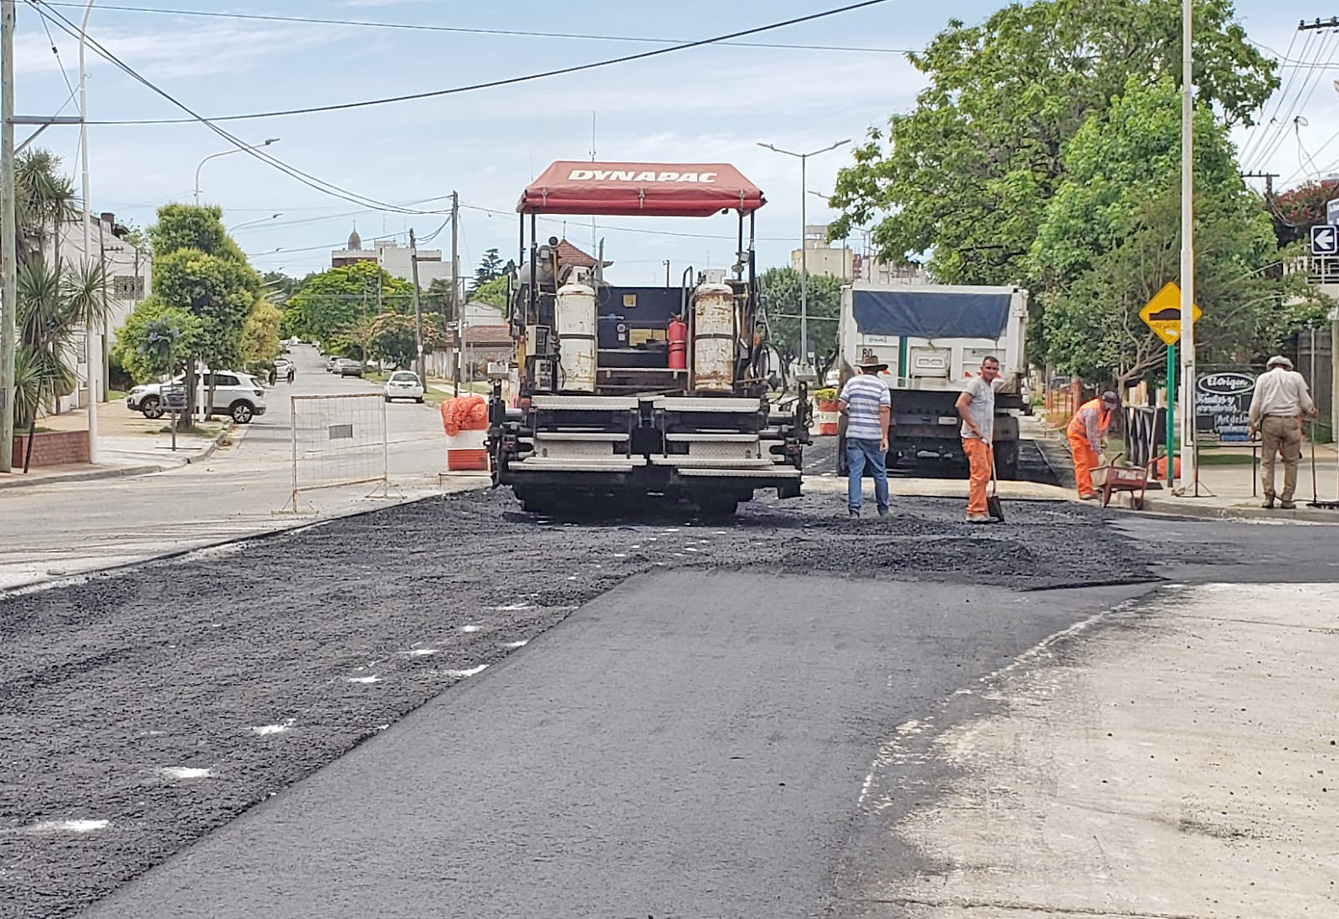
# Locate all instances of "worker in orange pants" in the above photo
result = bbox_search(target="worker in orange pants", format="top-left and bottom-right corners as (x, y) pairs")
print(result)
(1067, 391), (1120, 500)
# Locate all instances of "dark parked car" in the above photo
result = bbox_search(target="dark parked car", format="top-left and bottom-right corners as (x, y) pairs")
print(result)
(335, 358), (364, 378)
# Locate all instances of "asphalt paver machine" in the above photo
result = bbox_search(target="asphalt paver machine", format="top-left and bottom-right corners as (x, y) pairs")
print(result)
(487, 161), (810, 515)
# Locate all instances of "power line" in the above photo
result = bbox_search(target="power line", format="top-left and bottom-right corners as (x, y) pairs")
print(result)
(38, 0), (913, 55)
(30, 1), (455, 215)
(67, 0), (895, 125)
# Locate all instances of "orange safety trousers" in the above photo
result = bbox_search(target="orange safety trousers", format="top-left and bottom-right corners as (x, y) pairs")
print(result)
(1068, 432), (1101, 497)
(962, 438), (992, 517)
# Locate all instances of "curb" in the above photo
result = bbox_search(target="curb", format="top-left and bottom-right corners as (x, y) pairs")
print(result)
(1127, 494), (1339, 524)
(0, 463), (165, 490)
(185, 421), (235, 464)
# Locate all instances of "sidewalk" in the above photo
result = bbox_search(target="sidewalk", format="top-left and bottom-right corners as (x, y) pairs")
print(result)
(1026, 415), (1339, 523)
(0, 402), (232, 489)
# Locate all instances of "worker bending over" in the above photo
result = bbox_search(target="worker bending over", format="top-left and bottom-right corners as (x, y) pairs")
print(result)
(1067, 391), (1120, 500)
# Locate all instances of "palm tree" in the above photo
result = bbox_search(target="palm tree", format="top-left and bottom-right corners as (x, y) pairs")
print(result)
(14, 256), (108, 472)
(4, 150), (99, 471)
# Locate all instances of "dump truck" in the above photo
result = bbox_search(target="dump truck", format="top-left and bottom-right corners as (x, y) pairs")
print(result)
(487, 161), (810, 515)
(835, 283), (1029, 478)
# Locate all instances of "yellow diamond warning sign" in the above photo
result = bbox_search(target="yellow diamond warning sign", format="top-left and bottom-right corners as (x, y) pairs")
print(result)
(1139, 282), (1201, 346)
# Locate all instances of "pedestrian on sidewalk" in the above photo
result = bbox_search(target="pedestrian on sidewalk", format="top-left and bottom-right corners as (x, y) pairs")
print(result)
(1067, 391), (1120, 500)
(957, 356), (1000, 523)
(286, 364), (295, 384)
(1248, 355), (1317, 509)
(839, 357), (891, 518)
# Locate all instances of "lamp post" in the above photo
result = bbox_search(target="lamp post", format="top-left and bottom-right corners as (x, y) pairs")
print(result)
(758, 139), (849, 376)
(1178, 0), (1198, 493)
(80, 0), (98, 462)
(194, 138), (279, 205)
(226, 213), (283, 233)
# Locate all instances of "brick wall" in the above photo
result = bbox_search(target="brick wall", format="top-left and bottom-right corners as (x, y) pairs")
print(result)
(11, 430), (91, 468)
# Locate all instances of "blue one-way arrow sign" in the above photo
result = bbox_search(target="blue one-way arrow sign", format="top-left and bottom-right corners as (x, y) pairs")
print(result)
(1312, 224), (1339, 255)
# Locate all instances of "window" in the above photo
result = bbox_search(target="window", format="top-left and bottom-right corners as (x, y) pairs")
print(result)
(214, 374), (239, 387)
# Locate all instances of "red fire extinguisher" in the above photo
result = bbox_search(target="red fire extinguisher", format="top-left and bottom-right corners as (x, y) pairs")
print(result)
(667, 316), (688, 370)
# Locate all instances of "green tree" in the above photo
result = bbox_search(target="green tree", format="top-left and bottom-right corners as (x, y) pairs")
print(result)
(367, 312), (450, 368)
(1267, 180), (1337, 248)
(240, 298), (282, 368)
(113, 299), (202, 383)
(759, 267), (842, 384)
(469, 275), (509, 310)
(471, 247), (507, 293)
(829, 0), (1276, 292)
(137, 204), (258, 423)
(283, 261), (411, 346)
(1030, 78), (1315, 386)
(7, 150), (109, 469)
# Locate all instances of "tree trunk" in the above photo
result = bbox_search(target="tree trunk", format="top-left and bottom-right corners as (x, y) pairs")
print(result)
(179, 362), (197, 432)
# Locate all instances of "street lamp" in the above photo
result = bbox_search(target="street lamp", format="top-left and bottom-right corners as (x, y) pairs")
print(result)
(758, 138), (849, 376)
(194, 138), (279, 205)
(79, 0), (98, 462)
(226, 212), (283, 233)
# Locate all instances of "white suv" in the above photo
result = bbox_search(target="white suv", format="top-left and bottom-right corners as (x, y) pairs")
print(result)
(127, 371), (268, 424)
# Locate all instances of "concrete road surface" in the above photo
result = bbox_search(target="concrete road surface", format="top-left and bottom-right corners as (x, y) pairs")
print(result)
(0, 346), (467, 590)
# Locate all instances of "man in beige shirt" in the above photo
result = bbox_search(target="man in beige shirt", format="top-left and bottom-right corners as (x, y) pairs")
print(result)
(1248, 355), (1317, 509)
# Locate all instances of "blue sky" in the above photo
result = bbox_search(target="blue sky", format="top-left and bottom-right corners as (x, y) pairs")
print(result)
(10, 0), (1327, 285)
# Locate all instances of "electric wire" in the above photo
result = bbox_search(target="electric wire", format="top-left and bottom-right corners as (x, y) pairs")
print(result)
(1239, 28), (1303, 167)
(39, 0), (913, 55)
(54, 0), (895, 125)
(1247, 28), (1339, 172)
(29, 0), (457, 216)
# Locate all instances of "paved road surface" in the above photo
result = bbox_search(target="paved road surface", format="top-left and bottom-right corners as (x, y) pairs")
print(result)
(0, 346), (458, 589)
(80, 572), (1152, 919)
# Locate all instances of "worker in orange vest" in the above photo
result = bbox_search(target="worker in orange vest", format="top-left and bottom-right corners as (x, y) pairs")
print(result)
(1066, 391), (1120, 500)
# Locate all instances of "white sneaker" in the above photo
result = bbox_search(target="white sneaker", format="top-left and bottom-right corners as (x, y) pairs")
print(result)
(966, 514), (993, 524)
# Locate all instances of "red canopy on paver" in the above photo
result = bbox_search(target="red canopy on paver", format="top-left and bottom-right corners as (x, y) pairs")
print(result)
(518, 161), (765, 217)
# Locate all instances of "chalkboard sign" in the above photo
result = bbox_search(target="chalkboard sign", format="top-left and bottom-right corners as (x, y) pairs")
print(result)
(1195, 369), (1257, 443)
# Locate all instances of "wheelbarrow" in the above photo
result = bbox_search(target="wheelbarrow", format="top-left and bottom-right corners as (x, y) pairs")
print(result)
(1091, 453), (1153, 510)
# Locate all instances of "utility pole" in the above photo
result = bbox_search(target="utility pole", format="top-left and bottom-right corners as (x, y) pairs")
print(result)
(451, 190), (460, 397)
(79, 0), (98, 462)
(0, 0), (15, 473)
(409, 228), (425, 387)
(1179, 0), (1199, 493)
(664, 259), (671, 288)
(1240, 171), (1278, 199)
(1299, 17), (1339, 30)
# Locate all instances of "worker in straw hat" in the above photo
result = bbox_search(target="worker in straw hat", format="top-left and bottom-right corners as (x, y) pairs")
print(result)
(1248, 355), (1317, 509)
(1066, 390), (1121, 500)
(838, 355), (892, 518)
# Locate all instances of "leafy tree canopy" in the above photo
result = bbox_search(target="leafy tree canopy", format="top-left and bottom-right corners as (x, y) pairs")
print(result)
(829, 0), (1277, 286)
(283, 261), (411, 345)
(1267, 179), (1338, 248)
(240, 298), (282, 367)
(469, 275), (509, 309)
(367, 312), (450, 368)
(760, 267), (842, 382)
(1030, 78), (1312, 385)
(113, 299), (204, 383)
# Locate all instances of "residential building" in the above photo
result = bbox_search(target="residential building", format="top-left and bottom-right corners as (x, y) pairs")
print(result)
(57, 212), (153, 410)
(791, 225), (852, 281)
(331, 228), (456, 287)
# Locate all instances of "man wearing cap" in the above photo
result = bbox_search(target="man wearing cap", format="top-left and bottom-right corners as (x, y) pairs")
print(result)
(838, 357), (891, 518)
(1067, 391), (1120, 501)
(1249, 355), (1317, 509)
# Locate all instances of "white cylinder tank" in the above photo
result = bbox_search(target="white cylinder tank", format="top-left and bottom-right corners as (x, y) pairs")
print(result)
(555, 280), (597, 393)
(692, 282), (735, 392)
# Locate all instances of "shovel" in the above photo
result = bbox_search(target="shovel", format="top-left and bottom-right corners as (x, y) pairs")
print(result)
(987, 456), (1005, 522)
